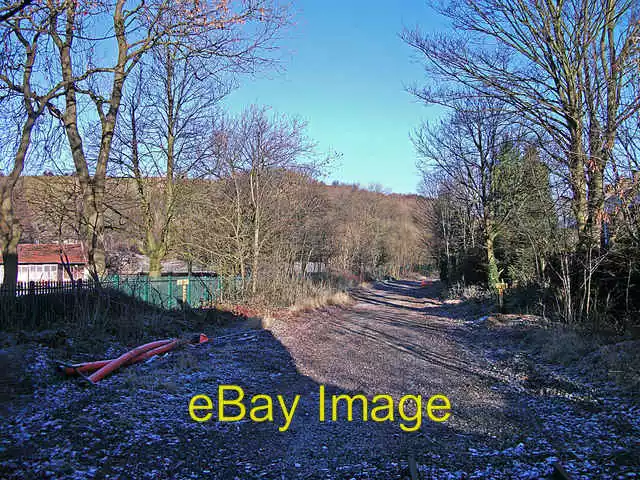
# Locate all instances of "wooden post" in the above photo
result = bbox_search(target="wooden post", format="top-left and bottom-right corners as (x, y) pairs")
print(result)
(176, 279), (189, 305)
(495, 282), (508, 312)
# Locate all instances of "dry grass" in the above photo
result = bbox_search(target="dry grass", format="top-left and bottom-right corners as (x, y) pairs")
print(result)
(289, 290), (352, 314)
(445, 282), (492, 302)
(121, 362), (182, 393)
(519, 324), (640, 393)
(588, 339), (640, 392)
(524, 326), (597, 364)
(482, 315), (640, 393)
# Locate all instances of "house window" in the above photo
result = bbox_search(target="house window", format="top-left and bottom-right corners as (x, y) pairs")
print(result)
(43, 265), (55, 281)
(17, 265), (29, 283)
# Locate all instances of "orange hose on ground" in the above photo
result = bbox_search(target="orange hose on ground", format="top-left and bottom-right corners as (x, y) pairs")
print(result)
(130, 339), (180, 363)
(62, 333), (207, 379)
(62, 340), (177, 376)
(61, 339), (174, 376)
(88, 339), (175, 383)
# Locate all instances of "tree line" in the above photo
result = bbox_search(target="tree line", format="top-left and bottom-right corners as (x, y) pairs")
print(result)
(14, 174), (425, 298)
(0, 0), (288, 287)
(405, 0), (639, 329)
(1, 1), (427, 300)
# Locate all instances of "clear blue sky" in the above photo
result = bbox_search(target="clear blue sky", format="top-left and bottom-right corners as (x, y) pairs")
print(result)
(223, 0), (447, 194)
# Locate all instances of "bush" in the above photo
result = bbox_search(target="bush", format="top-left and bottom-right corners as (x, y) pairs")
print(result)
(440, 248), (488, 287)
(445, 282), (492, 302)
(547, 249), (640, 331)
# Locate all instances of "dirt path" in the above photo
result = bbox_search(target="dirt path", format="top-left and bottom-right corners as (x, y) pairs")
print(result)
(270, 280), (509, 438)
(1, 280), (638, 479)
(268, 279), (639, 479)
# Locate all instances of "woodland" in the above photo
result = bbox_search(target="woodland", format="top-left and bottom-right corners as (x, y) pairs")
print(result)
(405, 0), (640, 330)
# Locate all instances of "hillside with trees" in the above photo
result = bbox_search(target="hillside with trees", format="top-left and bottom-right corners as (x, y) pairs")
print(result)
(10, 173), (426, 299)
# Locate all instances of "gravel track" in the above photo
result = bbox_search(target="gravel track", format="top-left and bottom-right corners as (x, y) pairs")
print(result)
(1, 279), (638, 479)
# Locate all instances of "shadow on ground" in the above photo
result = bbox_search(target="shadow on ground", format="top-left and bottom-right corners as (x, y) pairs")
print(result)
(351, 279), (491, 321)
(0, 321), (499, 479)
(3, 280), (637, 479)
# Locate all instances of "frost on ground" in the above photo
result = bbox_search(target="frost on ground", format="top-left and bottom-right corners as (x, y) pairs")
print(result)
(1, 280), (639, 479)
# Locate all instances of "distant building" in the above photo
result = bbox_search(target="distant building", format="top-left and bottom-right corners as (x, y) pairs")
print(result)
(115, 253), (211, 276)
(293, 261), (327, 275)
(603, 173), (640, 246)
(0, 243), (88, 283)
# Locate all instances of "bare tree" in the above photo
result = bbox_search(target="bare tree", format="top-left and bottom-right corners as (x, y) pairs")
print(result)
(0, 2), (66, 288)
(210, 106), (319, 293)
(111, 43), (233, 277)
(403, 0), (640, 251)
(0, 0), (33, 23)
(414, 98), (537, 285)
(45, 0), (290, 280)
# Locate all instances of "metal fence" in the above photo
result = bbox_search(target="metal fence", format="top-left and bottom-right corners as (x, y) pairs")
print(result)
(0, 275), (245, 309)
(105, 275), (245, 308)
(0, 280), (87, 296)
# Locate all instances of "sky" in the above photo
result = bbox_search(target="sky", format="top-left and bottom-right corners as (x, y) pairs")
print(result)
(223, 0), (448, 194)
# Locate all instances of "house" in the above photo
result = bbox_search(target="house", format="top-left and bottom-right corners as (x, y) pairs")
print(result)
(603, 174), (640, 246)
(0, 243), (89, 284)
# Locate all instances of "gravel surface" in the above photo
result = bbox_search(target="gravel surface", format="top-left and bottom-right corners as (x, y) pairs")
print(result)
(1, 279), (638, 479)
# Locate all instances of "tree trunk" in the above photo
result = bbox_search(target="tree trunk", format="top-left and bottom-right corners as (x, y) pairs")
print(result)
(151, 47), (176, 277)
(144, 228), (167, 279)
(568, 130), (589, 247)
(249, 166), (260, 295)
(586, 159), (605, 251)
(0, 214), (20, 290)
(53, 0), (128, 281)
(148, 252), (163, 278)
(0, 8), (50, 290)
(486, 233), (499, 288)
(0, 112), (37, 289)
(584, 71), (607, 252)
(58, 46), (108, 279)
(84, 201), (106, 280)
(252, 209), (260, 294)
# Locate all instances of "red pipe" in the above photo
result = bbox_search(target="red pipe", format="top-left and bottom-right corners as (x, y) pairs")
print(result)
(88, 339), (175, 383)
(61, 334), (208, 381)
(130, 339), (180, 363)
(61, 339), (177, 376)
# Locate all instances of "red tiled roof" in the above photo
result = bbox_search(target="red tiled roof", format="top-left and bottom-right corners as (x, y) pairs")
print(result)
(0, 243), (87, 265)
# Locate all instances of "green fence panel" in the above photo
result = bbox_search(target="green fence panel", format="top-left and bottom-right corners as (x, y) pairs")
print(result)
(103, 274), (244, 309)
